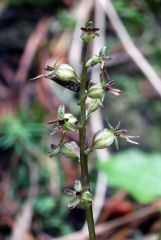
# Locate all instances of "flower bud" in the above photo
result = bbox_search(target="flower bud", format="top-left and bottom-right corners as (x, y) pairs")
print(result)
(49, 145), (60, 157)
(81, 33), (96, 43)
(74, 180), (82, 192)
(86, 55), (101, 68)
(99, 46), (107, 57)
(61, 141), (79, 161)
(81, 21), (99, 43)
(87, 84), (105, 99)
(81, 190), (93, 207)
(86, 99), (103, 117)
(57, 105), (65, 120)
(92, 129), (115, 150)
(55, 64), (79, 82)
(63, 113), (78, 131)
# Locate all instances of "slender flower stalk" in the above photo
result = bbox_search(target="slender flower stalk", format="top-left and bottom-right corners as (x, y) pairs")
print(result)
(79, 42), (96, 240)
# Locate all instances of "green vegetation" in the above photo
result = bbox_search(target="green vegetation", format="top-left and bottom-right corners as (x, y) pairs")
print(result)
(99, 149), (161, 203)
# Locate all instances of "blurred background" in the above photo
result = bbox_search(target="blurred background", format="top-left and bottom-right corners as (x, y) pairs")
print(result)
(0, 0), (161, 239)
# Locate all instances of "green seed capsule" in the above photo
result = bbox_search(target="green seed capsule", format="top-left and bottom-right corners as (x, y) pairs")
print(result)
(55, 64), (79, 82)
(86, 55), (101, 68)
(87, 84), (105, 99)
(92, 129), (115, 150)
(61, 141), (79, 161)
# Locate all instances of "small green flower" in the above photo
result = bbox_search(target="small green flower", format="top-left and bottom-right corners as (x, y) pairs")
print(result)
(46, 64), (79, 83)
(63, 113), (78, 131)
(86, 98), (103, 118)
(90, 121), (139, 151)
(87, 84), (105, 100)
(81, 21), (99, 43)
(64, 180), (92, 209)
(61, 141), (80, 161)
(31, 64), (79, 83)
(31, 63), (80, 92)
(92, 129), (115, 150)
(86, 55), (102, 68)
(86, 46), (112, 69)
(87, 74), (121, 101)
(48, 105), (78, 133)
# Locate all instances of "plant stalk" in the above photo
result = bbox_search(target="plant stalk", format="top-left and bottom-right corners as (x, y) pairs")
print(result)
(79, 43), (96, 240)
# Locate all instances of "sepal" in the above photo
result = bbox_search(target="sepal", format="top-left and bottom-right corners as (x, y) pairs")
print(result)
(86, 99), (103, 118)
(61, 141), (80, 161)
(63, 113), (78, 131)
(81, 190), (93, 207)
(48, 106), (78, 132)
(91, 129), (115, 150)
(54, 64), (80, 83)
(86, 55), (102, 68)
(58, 105), (65, 120)
(49, 144), (60, 157)
(87, 84), (105, 100)
(74, 180), (82, 192)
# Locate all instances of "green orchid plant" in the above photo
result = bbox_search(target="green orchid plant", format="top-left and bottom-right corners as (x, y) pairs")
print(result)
(31, 21), (139, 240)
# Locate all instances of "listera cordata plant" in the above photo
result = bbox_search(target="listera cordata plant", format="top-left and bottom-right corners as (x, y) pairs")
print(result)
(31, 21), (139, 240)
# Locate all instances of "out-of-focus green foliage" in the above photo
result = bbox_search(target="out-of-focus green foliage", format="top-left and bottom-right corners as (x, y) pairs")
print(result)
(33, 193), (73, 236)
(57, 10), (77, 29)
(0, 113), (47, 156)
(113, 0), (145, 30)
(99, 149), (161, 203)
(105, 1), (161, 152)
(104, 73), (161, 151)
(34, 196), (57, 216)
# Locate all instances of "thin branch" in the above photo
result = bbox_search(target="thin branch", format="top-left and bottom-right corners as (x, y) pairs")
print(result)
(99, 0), (161, 96)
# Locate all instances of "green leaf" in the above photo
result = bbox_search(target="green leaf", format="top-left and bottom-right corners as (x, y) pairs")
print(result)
(99, 149), (161, 204)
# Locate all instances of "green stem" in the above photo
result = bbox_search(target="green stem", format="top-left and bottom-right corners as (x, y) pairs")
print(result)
(79, 43), (96, 240)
